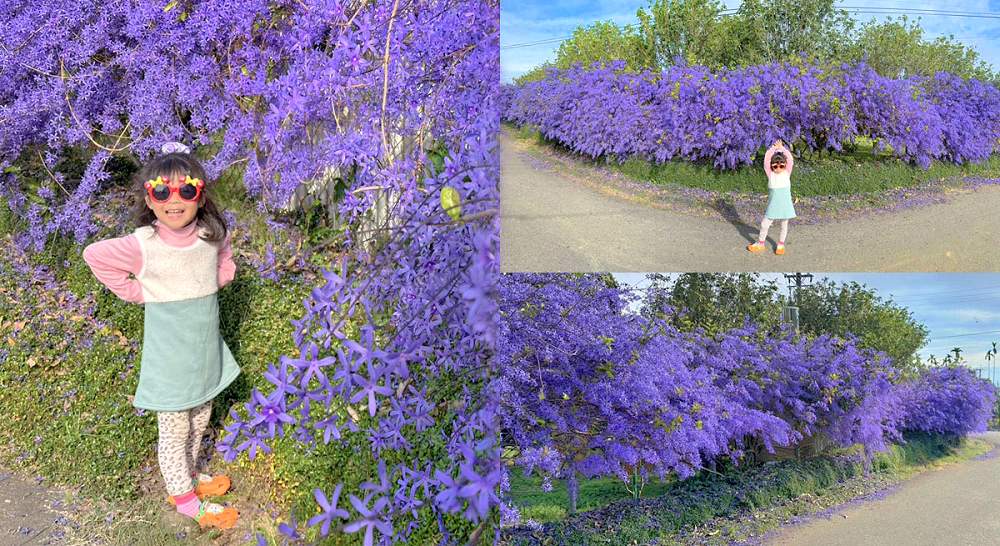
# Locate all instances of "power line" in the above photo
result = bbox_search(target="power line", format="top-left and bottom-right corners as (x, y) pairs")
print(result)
(886, 289), (1000, 306)
(840, 6), (1000, 18)
(932, 329), (1000, 340)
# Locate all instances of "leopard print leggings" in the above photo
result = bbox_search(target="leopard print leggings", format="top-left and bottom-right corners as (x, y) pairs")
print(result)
(156, 401), (212, 497)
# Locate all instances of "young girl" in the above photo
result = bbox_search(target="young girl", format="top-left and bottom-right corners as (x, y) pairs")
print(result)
(82, 142), (240, 530)
(747, 139), (796, 255)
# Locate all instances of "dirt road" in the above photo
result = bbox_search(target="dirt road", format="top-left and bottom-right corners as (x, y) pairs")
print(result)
(501, 132), (1000, 272)
(0, 469), (77, 544)
(767, 432), (1000, 546)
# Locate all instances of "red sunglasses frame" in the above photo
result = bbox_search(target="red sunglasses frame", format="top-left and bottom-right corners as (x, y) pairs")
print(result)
(144, 176), (205, 203)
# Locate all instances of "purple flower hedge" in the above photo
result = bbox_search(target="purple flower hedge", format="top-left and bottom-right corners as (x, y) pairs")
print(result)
(706, 324), (904, 457)
(497, 274), (792, 491)
(502, 60), (1000, 169)
(898, 366), (997, 436)
(498, 274), (996, 525)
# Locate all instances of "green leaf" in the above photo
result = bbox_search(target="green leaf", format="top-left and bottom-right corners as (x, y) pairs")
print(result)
(440, 186), (461, 221)
(163, 1), (177, 12)
(333, 178), (347, 203)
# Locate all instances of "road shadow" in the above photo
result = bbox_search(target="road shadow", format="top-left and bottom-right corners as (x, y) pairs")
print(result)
(711, 197), (764, 244)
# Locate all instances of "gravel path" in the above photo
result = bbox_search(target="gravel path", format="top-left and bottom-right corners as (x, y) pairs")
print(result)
(501, 132), (1000, 272)
(767, 432), (1000, 546)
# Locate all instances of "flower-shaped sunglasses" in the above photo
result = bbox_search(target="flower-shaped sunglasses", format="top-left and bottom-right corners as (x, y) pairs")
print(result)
(144, 175), (204, 203)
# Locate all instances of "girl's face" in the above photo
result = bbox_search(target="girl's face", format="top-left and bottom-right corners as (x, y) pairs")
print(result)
(771, 162), (786, 173)
(144, 175), (204, 230)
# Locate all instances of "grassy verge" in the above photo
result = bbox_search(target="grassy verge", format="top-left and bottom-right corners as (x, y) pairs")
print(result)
(502, 433), (991, 545)
(508, 474), (674, 523)
(506, 123), (1000, 198)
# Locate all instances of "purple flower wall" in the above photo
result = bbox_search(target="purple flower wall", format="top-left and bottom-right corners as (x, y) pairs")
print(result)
(502, 60), (1000, 169)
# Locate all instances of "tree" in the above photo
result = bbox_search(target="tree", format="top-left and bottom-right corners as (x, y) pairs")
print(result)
(513, 61), (556, 86)
(846, 16), (996, 82)
(796, 280), (929, 377)
(713, 0), (855, 68)
(642, 273), (784, 335)
(554, 20), (651, 72)
(635, 0), (727, 69)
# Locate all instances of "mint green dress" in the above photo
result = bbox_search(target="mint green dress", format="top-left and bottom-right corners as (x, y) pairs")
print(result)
(131, 226), (241, 411)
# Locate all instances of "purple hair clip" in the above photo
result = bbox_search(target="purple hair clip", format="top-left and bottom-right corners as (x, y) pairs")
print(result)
(161, 141), (191, 155)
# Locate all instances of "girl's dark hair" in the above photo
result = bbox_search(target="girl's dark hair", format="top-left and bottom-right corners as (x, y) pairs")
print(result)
(131, 152), (228, 243)
(770, 151), (787, 166)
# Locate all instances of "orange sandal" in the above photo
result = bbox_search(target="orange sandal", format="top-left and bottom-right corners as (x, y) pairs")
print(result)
(775, 243), (786, 255)
(194, 474), (231, 497)
(167, 474), (232, 505)
(195, 502), (239, 530)
(747, 242), (765, 253)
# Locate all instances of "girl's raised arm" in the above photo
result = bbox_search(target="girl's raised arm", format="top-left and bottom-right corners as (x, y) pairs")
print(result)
(217, 235), (236, 289)
(763, 144), (777, 176)
(82, 235), (144, 303)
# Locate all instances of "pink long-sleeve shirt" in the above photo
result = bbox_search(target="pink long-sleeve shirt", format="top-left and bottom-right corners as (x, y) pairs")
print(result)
(82, 220), (236, 304)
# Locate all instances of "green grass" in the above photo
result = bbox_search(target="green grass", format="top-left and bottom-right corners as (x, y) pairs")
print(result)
(503, 433), (991, 545)
(508, 473), (674, 522)
(505, 122), (1000, 197)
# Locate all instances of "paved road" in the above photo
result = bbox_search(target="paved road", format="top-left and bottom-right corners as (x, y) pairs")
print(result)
(0, 469), (75, 544)
(501, 132), (1000, 272)
(767, 432), (1000, 546)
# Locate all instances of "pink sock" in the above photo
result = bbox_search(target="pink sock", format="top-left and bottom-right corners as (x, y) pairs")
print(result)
(174, 490), (200, 518)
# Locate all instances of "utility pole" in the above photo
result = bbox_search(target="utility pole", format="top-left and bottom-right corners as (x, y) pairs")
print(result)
(782, 273), (813, 333)
(986, 349), (993, 386)
(992, 342), (998, 385)
(784, 273), (814, 305)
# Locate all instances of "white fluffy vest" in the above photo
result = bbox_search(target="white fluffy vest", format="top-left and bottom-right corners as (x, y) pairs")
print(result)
(134, 225), (219, 303)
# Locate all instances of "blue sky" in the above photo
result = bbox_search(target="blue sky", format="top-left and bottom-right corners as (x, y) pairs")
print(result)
(501, 1), (1000, 82)
(613, 273), (1000, 381)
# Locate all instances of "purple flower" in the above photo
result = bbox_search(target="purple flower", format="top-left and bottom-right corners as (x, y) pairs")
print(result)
(351, 362), (393, 417)
(344, 493), (393, 546)
(307, 483), (349, 536)
(247, 388), (295, 438)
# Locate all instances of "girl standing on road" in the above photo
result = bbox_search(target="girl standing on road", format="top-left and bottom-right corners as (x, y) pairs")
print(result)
(747, 139), (796, 255)
(82, 142), (240, 530)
